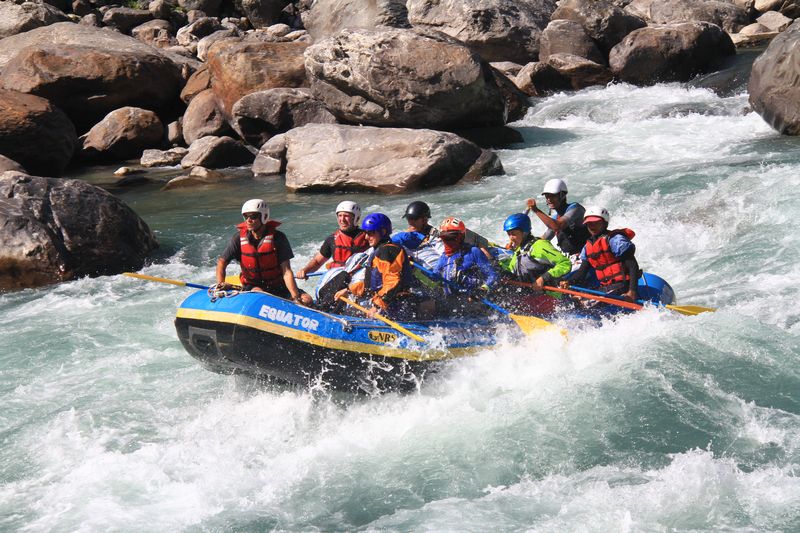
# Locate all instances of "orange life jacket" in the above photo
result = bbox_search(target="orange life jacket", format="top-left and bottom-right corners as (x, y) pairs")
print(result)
(329, 229), (368, 268)
(237, 221), (283, 287)
(584, 228), (635, 286)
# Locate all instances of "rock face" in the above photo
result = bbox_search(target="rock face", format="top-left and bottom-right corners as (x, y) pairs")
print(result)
(609, 22), (736, 85)
(0, 2), (69, 39)
(231, 88), (337, 148)
(0, 89), (77, 177)
(407, 0), (558, 64)
(81, 107), (165, 161)
(301, 0), (410, 40)
(0, 172), (158, 290)
(305, 28), (508, 129)
(0, 23), (183, 133)
(254, 124), (504, 193)
(206, 37), (309, 117)
(551, 0), (646, 55)
(749, 20), (800, 135)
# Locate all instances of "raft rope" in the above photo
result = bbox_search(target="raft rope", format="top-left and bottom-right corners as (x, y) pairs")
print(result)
(208, 287), (241, 302)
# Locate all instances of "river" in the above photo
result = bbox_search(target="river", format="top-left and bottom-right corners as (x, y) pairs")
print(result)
(1, 81), (799, 531)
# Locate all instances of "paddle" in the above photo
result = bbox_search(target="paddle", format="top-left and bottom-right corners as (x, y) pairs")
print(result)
(410, 262), (564, 336)
(123, 272), (212, 290)
(568, 285), (715, 316)
(505, 279), (643, 311)
(336, 296), (426, 343)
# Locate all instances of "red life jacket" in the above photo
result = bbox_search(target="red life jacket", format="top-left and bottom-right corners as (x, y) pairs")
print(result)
(584, 228), (636, 286)
(237, 221), (283, 287)
(329, 229), (368, 268)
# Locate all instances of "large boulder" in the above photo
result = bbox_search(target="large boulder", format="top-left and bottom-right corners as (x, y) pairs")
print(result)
(545, 53), (613, 89)
(626, 0), (750, 33)
(0, 172), (158, 290)
(102, 7), (154, 34)
(231, 88), (337, 148)
(609, 22), (736, 85)
(304, 28), (508, 129)
(748, 19), (800, 134)
(407, 0), (557, 64)
(206, 37), (309, 117)
(0, 23), (184, 133)
(81, 107), (165, 161)
(540, 19), (606, 64)
(301, 0), (409, 40)
(551, 0), (646, 55)
(181, 135), (255, 168)
(0, 89), (77, 177)
(253, 124), (504, 193)
(0, 2), (69, 40)
(182, 89), (232, 145)
(131, 19), (176, 49)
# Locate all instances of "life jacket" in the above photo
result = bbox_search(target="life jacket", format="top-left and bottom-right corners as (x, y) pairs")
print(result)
(512, 238), (552, 283)
(584, 228), (636, 286)
(329, 229), (368, 268)
(237, 221), (283, 287)
(551, 202), (591, 255)
(363, 241), (413, 297)
(439, 243), (487, 293)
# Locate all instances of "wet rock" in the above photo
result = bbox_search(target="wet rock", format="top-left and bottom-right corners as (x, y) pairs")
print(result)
(609, 22), (736, 85)
(0, 89), (77, 177)
(0, 172), (158, 290)
(301, 0), (409, 40)
(0, 2), (69, 39)
(81, 107), (165, 161)
(231, 88), (337, 148)
(162, 165), (236, 189)
(546, 53), (613, 90)
(491, 67), (531, 123)
(513, 62), (572, 96)
(113, 166), (144, 176)
(182, 89), (232, 145)
(305, 28), (507, 129)
(254, 123), (504, 193)
(540, 19), (606, 65)
(0, 23), (183, 133)
(748, 19), (800, 134)
(407, 0), (557, 64)
(551, 0), (646, 55)
(141, 147), (189, 167)
(181, 135), (255, 168)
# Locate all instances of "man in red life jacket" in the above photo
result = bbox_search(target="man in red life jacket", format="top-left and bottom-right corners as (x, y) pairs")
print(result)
(562, 206), (640, 302)
(215, 199), (313, 305)
(296, 200), (368, 280)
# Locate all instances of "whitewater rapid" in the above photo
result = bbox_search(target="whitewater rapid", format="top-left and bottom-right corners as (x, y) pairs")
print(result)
(1, 83), (799, 532)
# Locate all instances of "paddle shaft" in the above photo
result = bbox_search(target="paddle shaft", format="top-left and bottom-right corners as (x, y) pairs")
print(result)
(123, 272), (209, 290)
(337, 296), (425, 343)
(504, 279), (643, 311)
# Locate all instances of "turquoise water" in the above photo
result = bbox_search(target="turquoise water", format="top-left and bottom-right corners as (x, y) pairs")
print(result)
(2, 83), (800, 531)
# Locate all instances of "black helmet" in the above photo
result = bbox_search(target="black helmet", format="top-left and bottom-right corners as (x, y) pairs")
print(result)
(402, 201), (431, 220)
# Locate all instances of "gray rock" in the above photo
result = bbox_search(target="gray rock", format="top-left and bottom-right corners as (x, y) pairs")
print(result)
(237, 0), (291, 28)
(102, 7), (153, 34)
(182, 89), (232, 145)
(176, 16), (223, 46)
(304, 28), (508, 129)
(407, 0), (557, 64)
(141, 147), (189, 166)
(253, 123), (504, 193)
(0, 1), (69, 40)
(626, 0), (749, 33)
(0, 172), (158, 290)
(551, 0), (646, 55)
(162, 165), (236, 189)
(540, 19), (606, 65)
(301, 0), (409, 40)
(757, 10), (793, 32)
(131, 19), (175, 48)
(490, 61), (525, 77)
(545, 53), (613, 90)
(748, 20), (800, 134)
(81, 107), (164, 161)
(514, 61), (572, 96)
(181, 135), (255, 168)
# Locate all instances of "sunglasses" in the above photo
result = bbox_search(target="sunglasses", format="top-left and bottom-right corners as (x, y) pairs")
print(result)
(440, 233), (461, 241)
(243, 213), (260, 221)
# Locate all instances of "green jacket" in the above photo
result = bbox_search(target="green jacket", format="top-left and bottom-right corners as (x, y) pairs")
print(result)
(500, 237), (572, 283)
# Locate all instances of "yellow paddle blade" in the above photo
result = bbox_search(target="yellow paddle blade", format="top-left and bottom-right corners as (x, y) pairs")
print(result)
(509, 313), (568, 338)
(665, 304), (716, 316)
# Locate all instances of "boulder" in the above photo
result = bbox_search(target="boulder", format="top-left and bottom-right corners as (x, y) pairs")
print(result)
(301, 0), (409, 40)
(0, 23), (184, 133)
(253, 123), (504, 193)
(609, 22), (736, 85)
(757, 10), (793, 32)
(551, 0), (646, 55)
(545, 53), (613, 90)
(540, 19), (606, 65)
(407, 0), (557, 64)
(238, 0), (292, 28)
(0, 172), (158, 290)
(490, 61), (525, 77)
(0, 155), (26, 174)
(206, 37), (309, 117)
(0, 89), (77, 177)
(131, 19), (176, 48)
(179, 0), (222, 16)
(102, 7), (153, 33)
(182, 89), (232, 145)
(626, 0), (750, 33)
(305, 28), (507, 129)
(0, 2), (69, 39)
(748, 20), (800, 134)
(176, 16), (223, 46)
(514, 61), (572, 96)
(167, 120), (184, 145)
(141, 147), (189, 166)
(231, 88), (337, 148)
(181, 135), (255, 168)
(181, 64), (212, 104)
(197, 29), (240, 61)
(162, 166), (236, 189)
(81, 107), (165, 161)
(490, 68), (531, 123)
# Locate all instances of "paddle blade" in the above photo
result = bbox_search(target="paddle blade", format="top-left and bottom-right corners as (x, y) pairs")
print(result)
(509, 313), (568, 338)
(665, 304), (716, 316)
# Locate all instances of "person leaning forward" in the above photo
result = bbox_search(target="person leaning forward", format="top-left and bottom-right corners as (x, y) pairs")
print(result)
(215, 199), (313, 305)
(296, 200), (368, 280)
(526, 178), (590, 257)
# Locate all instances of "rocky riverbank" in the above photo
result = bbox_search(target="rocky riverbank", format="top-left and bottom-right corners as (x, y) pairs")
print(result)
(1, 0), (799, 289)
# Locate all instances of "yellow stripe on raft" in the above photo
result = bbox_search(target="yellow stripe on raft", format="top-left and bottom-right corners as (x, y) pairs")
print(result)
(175, 308), (484, 362)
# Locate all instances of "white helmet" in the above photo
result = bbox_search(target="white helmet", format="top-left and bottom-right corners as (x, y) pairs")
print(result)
(583, 205), (610, 224)
(542, 178), (568, 195)
(241, 198), (270, 224)
(335, 200), (361, 223)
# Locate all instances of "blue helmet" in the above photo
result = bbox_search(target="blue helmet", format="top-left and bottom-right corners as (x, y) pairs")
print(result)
(361, 212), (392, 235)
(503, 213), (532, 233)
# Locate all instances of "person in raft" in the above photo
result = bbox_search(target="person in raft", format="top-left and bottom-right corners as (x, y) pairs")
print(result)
(526, 178), (590, 259)
(334, 213), (420, 320)
(561, 206), (640, 302)
(215, 199), (313, 305)
(296, 200), (369, 280)
(391, 200), (439, 251)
